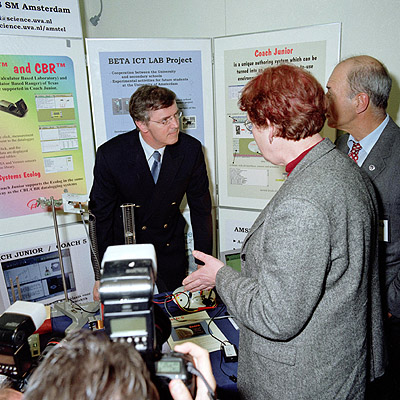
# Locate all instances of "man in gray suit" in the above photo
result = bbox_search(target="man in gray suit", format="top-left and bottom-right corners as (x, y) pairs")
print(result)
(327, 55), (400, 397)
(183, 64), (385, 399)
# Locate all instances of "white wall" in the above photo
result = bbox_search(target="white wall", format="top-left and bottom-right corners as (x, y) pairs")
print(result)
(79, 0), (400, 123)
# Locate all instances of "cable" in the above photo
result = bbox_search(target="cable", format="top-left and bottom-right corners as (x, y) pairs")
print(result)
(78, 206), (101, 281)
(155, 293), (237, 386)
(153, 296), (175, 305)
(90, 0), (103, 26)
(207, 304), (227, 345)
(173, 289), (217, 313)
(207, 305), (238, 383)
(218, 348), (237, 383)
(172, 291), (192, 312)
(68, 298), (98, 314)
(187, 362), (217, 400)
(156, 292), (189, 322)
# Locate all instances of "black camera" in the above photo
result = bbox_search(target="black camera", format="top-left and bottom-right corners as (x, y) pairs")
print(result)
(100, 244), (157, 356)
(0, 301), (46, 380)
(99, 244), (195, 398)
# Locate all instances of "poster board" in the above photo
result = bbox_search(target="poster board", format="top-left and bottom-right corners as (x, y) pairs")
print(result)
(0, 35), (95, 235)
(0, 0), (82, 38)
(85, 38), (216, 199)
(218, 207), (260, 253)
(0, 222), (94, 313)
(214, 23), (341, 210)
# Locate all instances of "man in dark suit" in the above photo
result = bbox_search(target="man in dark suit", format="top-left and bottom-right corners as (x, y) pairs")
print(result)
(326, 55), (400, 397)
(89, 85), (213, 295)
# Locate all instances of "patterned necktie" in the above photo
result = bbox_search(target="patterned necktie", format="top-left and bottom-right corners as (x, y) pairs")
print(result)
(348, 142), (362, 163)
(150, 151), (161, 183)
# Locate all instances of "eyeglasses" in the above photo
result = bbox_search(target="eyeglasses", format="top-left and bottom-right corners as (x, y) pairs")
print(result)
(149, 110), (182, 126)
(244, 119), (253, 132)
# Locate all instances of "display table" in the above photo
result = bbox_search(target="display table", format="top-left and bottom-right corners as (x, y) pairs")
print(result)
(42, 291), (240, 399)
(154, 291), (240, 400)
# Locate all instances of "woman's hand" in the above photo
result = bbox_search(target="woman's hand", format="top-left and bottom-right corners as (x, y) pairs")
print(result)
(183, 250), (224, 292)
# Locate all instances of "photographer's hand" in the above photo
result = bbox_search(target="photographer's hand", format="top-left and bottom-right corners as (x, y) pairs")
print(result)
(169, 342), (216, 400)
(0, 387), (23, 400)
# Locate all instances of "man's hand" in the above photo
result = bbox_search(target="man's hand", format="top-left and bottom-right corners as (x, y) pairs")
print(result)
(93, 280), (100, 301)
(182, 250), (224, 292)
(169, 342), (216, 400)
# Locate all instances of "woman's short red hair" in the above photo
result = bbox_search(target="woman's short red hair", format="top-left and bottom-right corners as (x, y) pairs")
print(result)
(239, 64), (327, 140)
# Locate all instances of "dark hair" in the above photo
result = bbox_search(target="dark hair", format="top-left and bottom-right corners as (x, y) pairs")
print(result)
(129, 85), (176, 122)
(239, 64), (327, 141)
(344, 56), (392, 110)
(23, 330), (159, 400)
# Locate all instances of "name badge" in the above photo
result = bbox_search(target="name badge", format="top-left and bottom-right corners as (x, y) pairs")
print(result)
(378, 219), (389, 242)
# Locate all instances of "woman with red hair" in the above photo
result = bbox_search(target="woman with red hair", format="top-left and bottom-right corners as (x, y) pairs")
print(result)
(240, 63), (326, 141)
(183, 64), (384, 399)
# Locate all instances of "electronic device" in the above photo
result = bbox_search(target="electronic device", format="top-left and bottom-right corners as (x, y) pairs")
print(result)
(0, 301), (46, 379)
(99, 244), (198, 397)
(61, 191), (88, 214)
(222, 343), (238, 363)
(154, 351), (195, 397)
(219, 249), (242, 272)
(172, 286), (216, 311)
(100, 244), (158, 356)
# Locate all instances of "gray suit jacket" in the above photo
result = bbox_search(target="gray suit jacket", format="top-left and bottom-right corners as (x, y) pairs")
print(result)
(336, 117), (400, 317)
(216, 139), (385, 400)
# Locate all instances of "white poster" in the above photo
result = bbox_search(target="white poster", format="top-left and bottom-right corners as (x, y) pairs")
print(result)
(0, 223), (95, 313)
(85, 38), (215, 198)
(0, 0), (82, 38)
(214, 23), (341, 210)
(218, 207), (260, 253)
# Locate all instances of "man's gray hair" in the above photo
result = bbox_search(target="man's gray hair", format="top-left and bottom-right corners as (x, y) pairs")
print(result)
(343, 55), (392, 110)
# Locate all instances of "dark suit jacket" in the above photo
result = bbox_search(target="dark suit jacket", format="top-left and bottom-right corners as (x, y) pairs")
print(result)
(216, 139), (385, 399)
(336, 117), (400, 317)
(89, 129), (213, 292)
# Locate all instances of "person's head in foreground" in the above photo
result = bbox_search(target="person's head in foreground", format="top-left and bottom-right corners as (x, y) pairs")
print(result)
(23, 329), (216, 400)
(23, 329), (159, 400)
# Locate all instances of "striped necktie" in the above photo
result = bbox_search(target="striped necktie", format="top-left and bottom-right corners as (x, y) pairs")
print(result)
(151, 151), (161, 183)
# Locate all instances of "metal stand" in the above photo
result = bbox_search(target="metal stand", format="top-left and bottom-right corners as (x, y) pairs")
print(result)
(50, 197), (69, 301)
(52, 301), (100, 335)
(37, 196), (100, 334)
(121, 203), (137, 244)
